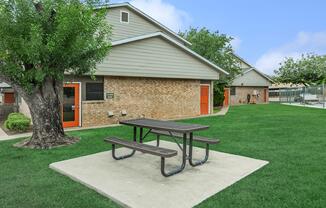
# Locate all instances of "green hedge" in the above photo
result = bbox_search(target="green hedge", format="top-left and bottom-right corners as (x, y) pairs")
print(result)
(4, 113), (31, 132)
(213, 82), (226, 106)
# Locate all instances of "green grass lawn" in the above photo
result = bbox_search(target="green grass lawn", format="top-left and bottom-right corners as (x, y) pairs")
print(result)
(213, 107), (221, 114)
(1, 104), (326, 208)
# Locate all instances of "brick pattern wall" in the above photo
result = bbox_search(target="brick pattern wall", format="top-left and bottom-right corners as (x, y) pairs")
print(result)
(230, 86), (269, 105)
(81, 76), (201, 127)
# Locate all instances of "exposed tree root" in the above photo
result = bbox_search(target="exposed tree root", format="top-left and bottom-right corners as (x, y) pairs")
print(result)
(14, 135), (80, 149)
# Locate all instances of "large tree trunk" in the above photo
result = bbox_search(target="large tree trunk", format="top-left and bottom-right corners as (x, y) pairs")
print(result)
(15, 78), (78, 149)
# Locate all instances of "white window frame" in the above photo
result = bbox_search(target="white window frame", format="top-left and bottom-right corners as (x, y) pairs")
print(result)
(120, 10), (130, 24)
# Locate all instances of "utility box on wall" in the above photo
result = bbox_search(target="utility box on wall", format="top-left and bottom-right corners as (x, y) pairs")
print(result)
(106, 92), (114, 100)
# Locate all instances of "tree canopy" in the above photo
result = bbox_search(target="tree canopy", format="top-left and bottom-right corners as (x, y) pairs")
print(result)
(179, 27), (242, 83)
(0, 0), (111, 92)
(274, 54), (326, 86)
(0, 0), (112, 148)
(179, 27), (242, 106)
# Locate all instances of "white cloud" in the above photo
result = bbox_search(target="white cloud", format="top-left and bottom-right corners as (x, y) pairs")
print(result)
(129, 0), (191, 32)
(230, 36), (241, 51)
(255, 31), (326, 75)
(255, 51), (302, 75)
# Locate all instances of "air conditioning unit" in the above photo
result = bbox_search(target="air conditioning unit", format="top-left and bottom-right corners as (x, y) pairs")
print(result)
(107, 111), (114, 117)
(121, 110), (127, 116)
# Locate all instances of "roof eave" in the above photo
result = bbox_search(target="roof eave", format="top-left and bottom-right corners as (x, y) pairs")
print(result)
(232, 53), (275, 83)
(237, 68), (274, 83)
(232, 52), (254, 68)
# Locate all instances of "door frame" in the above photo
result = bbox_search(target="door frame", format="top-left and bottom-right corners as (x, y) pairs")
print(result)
(264, 88), (268, 103)
(63, 82), (81, 127)
(223, 88), (230, 107)
(200, 84), (211, 114)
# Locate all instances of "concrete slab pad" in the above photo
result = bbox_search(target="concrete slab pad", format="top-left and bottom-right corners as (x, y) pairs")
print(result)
(50, 141), (268, 208)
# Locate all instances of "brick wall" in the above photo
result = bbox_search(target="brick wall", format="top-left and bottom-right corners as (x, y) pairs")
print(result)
(230, 86), (269, 105)
(81, 76), (202, 127)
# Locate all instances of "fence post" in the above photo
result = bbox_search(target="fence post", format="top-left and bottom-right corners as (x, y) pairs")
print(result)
(303, 87), (305, 106)
(286, 88), (289, 103)
(323, 83), (325, 109)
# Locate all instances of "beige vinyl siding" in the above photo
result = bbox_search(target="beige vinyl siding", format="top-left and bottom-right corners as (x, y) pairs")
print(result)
(106, 7), (185, 45)
(96, 37), (220, 80)
(232, 69), (271, 87)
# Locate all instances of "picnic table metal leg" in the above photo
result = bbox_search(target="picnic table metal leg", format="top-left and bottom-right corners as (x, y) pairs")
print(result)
(168, 131), (184, 152)
(133, 127), (137, 142)
(139, 127), (143, 143)
(141, 129), (152, 142)
(111, 144), (136, 160)
(111, 126), (137, 160)
(188, 132), (209, 166)
(160, 133), (187, 177)
(156, 135), (160, 147)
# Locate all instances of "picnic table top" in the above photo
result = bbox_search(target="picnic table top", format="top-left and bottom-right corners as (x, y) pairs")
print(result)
(119, 118), (209, 133)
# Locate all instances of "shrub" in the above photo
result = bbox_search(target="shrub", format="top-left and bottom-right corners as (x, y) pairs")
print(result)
(213, 82), (226, 106)
(7, 113), (25, 120)
(4, 113), (31, 132)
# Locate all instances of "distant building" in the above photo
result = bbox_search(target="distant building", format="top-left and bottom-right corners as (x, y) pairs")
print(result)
(0, 82), (17, 105)
(224, 54), (273, 106)
(269, 83), (305, 102)
(0, 82), (19, 120)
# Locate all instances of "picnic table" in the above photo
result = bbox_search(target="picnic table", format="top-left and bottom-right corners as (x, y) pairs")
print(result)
(105, 118), (219, 177)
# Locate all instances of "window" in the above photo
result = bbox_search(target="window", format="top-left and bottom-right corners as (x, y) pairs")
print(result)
(86, 83), (104, 100)
(269, 90), (279, 97)
(120, 11), (129, 23)
(230, 87), (236, 96)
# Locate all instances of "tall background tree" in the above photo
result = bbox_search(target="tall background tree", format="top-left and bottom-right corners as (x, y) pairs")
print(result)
(275, 54), (326, 86)
(0, 0), (111, 148)
(179, 27), (242, 106)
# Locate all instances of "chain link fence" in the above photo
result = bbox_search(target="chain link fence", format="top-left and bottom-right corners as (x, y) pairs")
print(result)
(279, 84), (326, 109)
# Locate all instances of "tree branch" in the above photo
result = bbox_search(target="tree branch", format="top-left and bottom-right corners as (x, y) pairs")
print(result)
(34, 2), (44, 12)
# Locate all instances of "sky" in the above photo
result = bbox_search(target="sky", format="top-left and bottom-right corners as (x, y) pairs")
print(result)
(110, 0), (326, 75)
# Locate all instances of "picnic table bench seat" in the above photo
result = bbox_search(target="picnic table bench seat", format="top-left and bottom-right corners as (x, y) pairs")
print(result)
(151, 129), (220, 144)
(104, 137), (177, 158)
(105, 137), (182, 177)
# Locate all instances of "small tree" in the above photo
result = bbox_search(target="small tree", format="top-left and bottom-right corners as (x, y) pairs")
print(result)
(0, 0), (111, 148)
(179, 27), (242, 106)
(275, 54), (326, 86)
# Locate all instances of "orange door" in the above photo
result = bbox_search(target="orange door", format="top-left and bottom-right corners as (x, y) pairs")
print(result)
(200, 85), (209, 115)
(264, 88), (268, 103)
(4, 92), (15, 104)
(223, 88), (229, 106)
(63, 83), (80, 128)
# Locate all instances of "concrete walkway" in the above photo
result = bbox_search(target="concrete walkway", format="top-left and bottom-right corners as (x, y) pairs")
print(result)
(0, 124), (121, 141)
(0, 127), (8, 141)
(50, 140), (268, 208)
(0, 132), (31, 141)
(214, 106), (229, 116)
